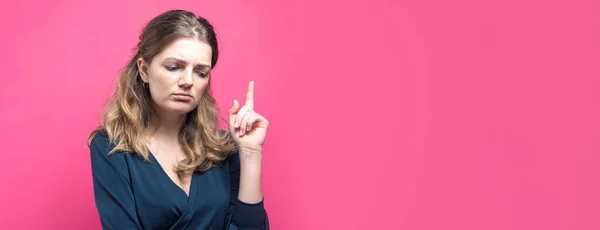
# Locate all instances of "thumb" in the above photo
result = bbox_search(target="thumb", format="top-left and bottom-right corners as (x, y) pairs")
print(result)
(229, 99), (240, 120)
(229, 99), (240, 114)
(229, 100), (240, 130)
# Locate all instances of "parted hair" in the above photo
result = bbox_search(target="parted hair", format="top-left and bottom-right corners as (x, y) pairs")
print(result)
(87, 9), (235, 175)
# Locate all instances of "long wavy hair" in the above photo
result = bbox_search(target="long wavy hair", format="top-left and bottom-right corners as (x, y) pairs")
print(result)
(87, 9), (235, 175)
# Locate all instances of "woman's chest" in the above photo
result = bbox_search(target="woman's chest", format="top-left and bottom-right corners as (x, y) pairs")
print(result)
(126, 158), (232, 228)
(153, 153), (193, 196)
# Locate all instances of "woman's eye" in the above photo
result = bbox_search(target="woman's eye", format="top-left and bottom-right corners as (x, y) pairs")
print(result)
(197, 72), (209, 78)
(165, 66), (178, 71)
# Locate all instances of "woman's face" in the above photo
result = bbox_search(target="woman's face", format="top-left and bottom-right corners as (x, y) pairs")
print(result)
(138, 38), (212, 115)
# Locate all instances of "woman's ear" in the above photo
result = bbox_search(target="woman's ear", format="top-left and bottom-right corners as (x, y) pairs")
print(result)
(137, 57), (149, 83)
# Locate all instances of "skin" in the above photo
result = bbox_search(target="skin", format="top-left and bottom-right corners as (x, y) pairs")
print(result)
(137, 37), (268, 204)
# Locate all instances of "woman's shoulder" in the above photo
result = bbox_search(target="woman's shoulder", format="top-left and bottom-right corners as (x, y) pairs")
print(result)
(88, 128), (110, 149)
(87, 128), (124, 158)
(88, 128), (135, 179)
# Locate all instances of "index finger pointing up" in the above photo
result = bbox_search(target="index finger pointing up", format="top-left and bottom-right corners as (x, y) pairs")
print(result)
(246, 81), (254, 110)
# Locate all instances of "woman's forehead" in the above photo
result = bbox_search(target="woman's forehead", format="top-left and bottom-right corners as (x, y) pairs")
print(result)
(156, 38), (212, 66)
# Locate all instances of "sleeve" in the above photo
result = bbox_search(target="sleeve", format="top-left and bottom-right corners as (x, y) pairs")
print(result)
(225, 151), (270, 230)
(89, 132), (143, 230)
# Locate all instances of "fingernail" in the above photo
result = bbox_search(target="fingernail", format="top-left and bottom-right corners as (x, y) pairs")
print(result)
(240, 129), (244, 135)
(234, 122), (239, 127)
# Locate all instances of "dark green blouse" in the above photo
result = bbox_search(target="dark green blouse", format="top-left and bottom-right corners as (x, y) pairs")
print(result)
(89, 131), (269, 230)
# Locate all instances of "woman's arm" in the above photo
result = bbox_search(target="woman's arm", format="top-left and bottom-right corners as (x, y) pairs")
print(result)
(89, 132), (142, 230)
(226, 151), (269, 230)
(237, 150), (263, 204)
(226, 81), (270, 229)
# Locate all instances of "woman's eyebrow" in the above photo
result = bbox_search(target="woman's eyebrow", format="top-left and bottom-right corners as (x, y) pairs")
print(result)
(163, 57), (211, 68)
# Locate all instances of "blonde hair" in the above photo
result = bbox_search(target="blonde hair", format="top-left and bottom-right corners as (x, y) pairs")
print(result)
(87, 10), (235, 174)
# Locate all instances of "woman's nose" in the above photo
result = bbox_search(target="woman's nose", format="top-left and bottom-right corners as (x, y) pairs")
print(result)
(179, 70), (194, 88)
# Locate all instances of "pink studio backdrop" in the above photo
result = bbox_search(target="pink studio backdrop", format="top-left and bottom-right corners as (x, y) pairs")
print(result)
(1, 0), (599, 229)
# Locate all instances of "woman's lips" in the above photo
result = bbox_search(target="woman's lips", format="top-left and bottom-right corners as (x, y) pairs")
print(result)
(172, 93), (193, 101)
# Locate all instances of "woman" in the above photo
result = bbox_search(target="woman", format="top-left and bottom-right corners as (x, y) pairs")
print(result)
(87, 9), (270, 230)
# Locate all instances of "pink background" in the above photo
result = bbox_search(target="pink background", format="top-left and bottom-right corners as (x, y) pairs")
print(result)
(1, 0), (599, 229)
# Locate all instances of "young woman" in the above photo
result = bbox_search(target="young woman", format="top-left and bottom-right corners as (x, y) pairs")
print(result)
(87, 9), (270, 230)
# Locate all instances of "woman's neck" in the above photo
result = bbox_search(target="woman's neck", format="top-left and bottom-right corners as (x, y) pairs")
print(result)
(151, 108), (186, 141)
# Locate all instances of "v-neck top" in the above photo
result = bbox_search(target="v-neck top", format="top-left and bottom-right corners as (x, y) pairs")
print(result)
(89, 130), (269, 230)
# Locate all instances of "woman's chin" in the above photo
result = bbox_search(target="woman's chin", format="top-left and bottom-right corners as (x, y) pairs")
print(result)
(164, 103), (197, 115)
